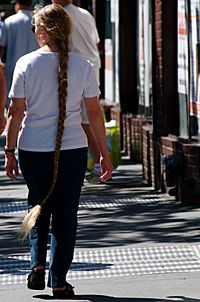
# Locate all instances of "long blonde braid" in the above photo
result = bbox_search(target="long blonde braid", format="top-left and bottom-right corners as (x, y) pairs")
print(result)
(20, 4), (71, 239)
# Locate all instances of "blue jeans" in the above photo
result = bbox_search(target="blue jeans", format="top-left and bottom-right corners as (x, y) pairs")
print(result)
(18, 148), (87, 288)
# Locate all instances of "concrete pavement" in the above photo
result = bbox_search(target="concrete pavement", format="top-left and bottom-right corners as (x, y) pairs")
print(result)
(1, 134), (200, 301)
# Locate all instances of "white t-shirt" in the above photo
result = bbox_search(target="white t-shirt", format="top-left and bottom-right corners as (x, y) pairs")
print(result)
(64, 4), (101, 81)
(9, 51), (100, 152)
(0, 10), (38, 91)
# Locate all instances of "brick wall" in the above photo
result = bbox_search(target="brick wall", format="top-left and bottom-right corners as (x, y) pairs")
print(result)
(122, 113), (132, 157)
(149, 130), (156, 188)
(160, 136), (200, 203)
(126, 114), (132, 158)
(178, 142), (200, 204)
(122, 114), (127, 154)
(142, 124), (153, 186)
(161, 135), (178, 196)
(181, 144), (200, 178)
(150, 0), (178, 190)
(131, 116), (152, 163)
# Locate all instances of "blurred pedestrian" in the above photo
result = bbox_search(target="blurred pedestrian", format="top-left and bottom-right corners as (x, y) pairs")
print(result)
(53, 0), (101, 83)
(52, 0), (102, 182)
(4, 4), (112, 298)
(0, 20), (5, 59)
(0, 0), (38, 107)
(0, 59), (7, 134)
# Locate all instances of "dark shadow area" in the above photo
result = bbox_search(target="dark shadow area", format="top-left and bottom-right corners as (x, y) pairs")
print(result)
(33, 294), (200, 301)
(0, 177), (25, 186)
(81, 165), (149, 196)
(0, 198), (27, 208)
(0, 255), (112, 275)
(0, 213), (28, 254)
(0, 257), (30, 275)
(76, 199), (200, 248)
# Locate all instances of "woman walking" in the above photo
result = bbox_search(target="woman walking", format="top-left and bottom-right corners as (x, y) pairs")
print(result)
(4, 4), (112, 298)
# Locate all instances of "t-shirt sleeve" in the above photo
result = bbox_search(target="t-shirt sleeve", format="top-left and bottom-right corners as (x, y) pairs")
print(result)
(83, 60), (100, 98)
(8, 58), (25, 98)
(81, 101), (89, 124)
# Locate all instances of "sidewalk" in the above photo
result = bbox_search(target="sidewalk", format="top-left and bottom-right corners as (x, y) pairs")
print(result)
(1, 135), (200, 301)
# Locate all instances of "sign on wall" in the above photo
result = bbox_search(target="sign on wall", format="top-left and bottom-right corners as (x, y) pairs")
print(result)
(189, 0), (200, 117)
(178, 0), (200, 138)
(137, 0), (152, 114)
(177, 0), (189, 96)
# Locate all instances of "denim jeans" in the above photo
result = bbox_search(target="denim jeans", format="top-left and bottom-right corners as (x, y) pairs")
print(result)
(18, 148), (87, 288)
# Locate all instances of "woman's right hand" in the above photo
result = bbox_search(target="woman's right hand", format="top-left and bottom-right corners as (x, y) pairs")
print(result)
(4, 153), (20, 180)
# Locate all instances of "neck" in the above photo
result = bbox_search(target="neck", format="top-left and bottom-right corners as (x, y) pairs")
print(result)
(52, 0), (72, 8)
(65, 0), (72, 6)
(41, 43), (59, 53)
(15, 4), (30, 12)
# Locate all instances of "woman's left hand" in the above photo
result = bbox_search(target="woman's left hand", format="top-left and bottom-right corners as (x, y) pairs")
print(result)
(4, 153), (20, 180)
(99, 155), (113, 182)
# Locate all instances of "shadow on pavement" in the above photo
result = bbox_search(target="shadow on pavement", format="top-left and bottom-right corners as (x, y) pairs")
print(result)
(76, 200), (200, 248)
(33, 294), (200, 301)
(1, 162), (200, 252)
(0, 256), (112, 276)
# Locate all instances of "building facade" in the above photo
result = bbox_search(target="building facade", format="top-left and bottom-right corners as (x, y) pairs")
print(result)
(1, 0), (200, 203)
(94, 0), (200, 204)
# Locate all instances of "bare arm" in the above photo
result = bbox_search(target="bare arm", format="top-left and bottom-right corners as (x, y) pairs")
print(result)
(4, 98), (25, 180)
(82, 123), (100, 163)
(0, 64), (7, 134)
(84, 96), (112, 181)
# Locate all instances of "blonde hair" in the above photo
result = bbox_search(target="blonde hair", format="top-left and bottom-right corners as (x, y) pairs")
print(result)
(20, 4), (72, 239)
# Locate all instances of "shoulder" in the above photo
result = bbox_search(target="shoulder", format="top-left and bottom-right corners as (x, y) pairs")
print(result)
(77, 6), (95, 23)
(16, 51), (39, 68)
(77, 7), (92, 16)
(5, 10), (31, 24)
(69, 52), (93, 68)
(20, 50), (38, 60)
(65, 4), (93, 19)
(4, 13), (17, 24)
(68, 53), (94, 81)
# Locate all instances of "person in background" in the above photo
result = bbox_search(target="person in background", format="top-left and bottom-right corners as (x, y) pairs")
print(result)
(52, 0), (102, 183)
(0, 19), (5, 59)
(0, 0), (38, 108)
(4, 4), (112, 298)
(0, 60), (7, 135)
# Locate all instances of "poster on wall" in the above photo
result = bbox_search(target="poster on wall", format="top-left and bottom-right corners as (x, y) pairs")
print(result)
(105, 39), (113, 102)
(189, 0), (200, 117)
(104, 0), (119, 104)
(138, 0), (152, 113)
(138, 0), (145, 108)
(143, 0), (152, 111)
(177, 0), (189, 96)
(111, 0), (119, 104)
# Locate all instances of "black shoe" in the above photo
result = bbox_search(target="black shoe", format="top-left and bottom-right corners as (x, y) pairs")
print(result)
(27, 269), (45, 290)
(52, 281), (75, 299)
